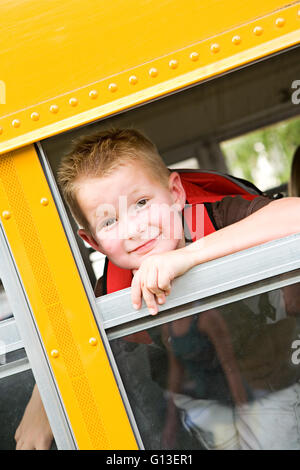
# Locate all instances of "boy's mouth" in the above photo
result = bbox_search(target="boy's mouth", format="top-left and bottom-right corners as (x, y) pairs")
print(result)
(130, 238), (158, 254)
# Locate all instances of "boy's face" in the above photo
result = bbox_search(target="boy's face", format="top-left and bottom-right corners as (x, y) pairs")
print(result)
(76, 162), (186, 270)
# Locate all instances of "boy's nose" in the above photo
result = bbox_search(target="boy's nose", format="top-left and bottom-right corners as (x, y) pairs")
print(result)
(126, 220), (146, 239)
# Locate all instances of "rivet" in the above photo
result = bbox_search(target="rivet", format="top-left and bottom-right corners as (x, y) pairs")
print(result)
(129, 75), (138, 85)
(89, 90), (98, 99)
(232, 35), (241, 45)
(51, 349), (59, 358)
(210, 43), (220, 53)
(108, 83), (118, 92)
(40, 197), (49, 206)
(169, 59), (178, 69)
(31, 112), (40, 121)
(89, 337), (98, 346)
(0, 127), (3, 135)
(275, 17), (285, 27)
(69, 97), (78, 107)
(2, 211), (11, 220)
(149, 67), (158, 78)
(190, 52), (199, 61)
(50, 104), (59, 114)
(12, 119), (21, 128)
(253, 26), (263, 36)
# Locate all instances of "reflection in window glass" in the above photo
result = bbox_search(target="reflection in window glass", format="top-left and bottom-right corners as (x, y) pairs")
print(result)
(110, 284), (300, 450)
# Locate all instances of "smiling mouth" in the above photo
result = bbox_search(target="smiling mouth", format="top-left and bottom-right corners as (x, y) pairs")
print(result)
(130, 238), (158, 254)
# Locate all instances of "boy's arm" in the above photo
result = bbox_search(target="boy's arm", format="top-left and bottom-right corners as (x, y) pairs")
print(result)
(15, 384), (53, 450)
(131, 197), (300, 314)
(187, 197), (300, 264)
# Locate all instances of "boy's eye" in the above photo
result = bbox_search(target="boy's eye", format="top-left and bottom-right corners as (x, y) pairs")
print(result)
(136, 198), (148, 208)
(102, 217), (116, 229)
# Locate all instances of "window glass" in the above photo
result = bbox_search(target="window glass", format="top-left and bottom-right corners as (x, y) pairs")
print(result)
(110, 284), (300, 450)
(221, 116), (300, 194)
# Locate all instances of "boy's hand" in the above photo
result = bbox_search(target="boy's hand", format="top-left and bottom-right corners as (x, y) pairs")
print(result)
(131, 248), (192, 315)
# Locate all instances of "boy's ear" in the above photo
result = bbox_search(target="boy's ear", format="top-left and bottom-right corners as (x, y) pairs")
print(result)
(168, 171), (186, 210)
(77, 228), (102, 252)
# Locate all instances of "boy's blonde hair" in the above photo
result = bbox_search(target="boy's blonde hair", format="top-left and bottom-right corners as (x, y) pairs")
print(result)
(57, 128), (170, 231)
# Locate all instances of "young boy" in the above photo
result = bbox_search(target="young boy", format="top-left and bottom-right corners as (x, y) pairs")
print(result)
(15, 128), (300, 450)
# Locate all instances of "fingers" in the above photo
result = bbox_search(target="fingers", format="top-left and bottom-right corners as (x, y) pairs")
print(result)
(16, 438), (51, 450)
(131, 262), (172, 315)
(35, 436), (53, 450)
(131, 268), (159, 315)
(157, 269), (172, 295)
(131, 270), (142, 310)
(15, 425), (53, 450)
(142, 286), (159, 315)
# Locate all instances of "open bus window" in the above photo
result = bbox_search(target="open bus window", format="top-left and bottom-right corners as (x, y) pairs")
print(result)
(110, 281), (300, 450)
(36, 45), (300, 450)
(40, 46), (300, 293)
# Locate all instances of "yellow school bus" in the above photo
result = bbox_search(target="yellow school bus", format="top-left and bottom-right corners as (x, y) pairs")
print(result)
(0, 0), (300, 450)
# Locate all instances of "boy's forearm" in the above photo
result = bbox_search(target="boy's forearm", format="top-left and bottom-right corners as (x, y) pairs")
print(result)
(184, 198), (300, 269)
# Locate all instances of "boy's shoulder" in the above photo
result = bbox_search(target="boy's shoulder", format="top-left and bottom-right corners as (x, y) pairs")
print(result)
(210, 195), (272, 230)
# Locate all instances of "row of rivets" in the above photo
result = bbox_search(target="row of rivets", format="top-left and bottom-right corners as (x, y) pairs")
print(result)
(210, 18), (288, 52)
(2, 198), (49, 220)
(51, 338), (98, 359)
(0, 14), (296, 135)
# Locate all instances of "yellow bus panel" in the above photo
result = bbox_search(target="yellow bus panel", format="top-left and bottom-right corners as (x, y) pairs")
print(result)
(0, 0), (299, 154)
(0, 145), (138, 449)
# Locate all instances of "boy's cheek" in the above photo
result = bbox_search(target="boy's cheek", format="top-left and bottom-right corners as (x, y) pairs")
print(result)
(147, 206), (169, 235)
(161, 211), (183, 241)
(100, 239), (125, 261)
